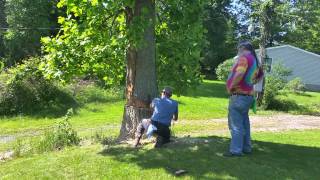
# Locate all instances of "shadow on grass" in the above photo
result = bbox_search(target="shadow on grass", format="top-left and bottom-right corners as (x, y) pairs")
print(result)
(100, 136), (320, 179)
(0, 91), (124, 119)
(0, 91), (79, 119)
(181, 81), (229, 99)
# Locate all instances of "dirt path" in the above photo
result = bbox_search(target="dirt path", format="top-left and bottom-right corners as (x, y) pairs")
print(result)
(249, 114), (320, 131)
(175, 114), (320, 136)
(1, 114), (319, 143)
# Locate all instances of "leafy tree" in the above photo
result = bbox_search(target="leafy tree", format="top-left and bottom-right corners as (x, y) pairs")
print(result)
(262, 63), (292, 109)
(252, 0), (275, 63)
(156, 1), (205, 95)
(201, 0), (237, 76)
(283, 0), (320, 54)
(0, 0), (6, 59)
(3, 0), (59, 66)
(42, 0), (206, 139)
(215, 58), (234, 81)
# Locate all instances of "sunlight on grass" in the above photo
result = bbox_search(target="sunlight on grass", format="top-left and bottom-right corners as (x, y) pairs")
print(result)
(1, 80), (320, 137)
(1, 130), (319, 179)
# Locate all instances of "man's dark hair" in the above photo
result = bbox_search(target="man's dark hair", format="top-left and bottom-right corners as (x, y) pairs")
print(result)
(162, 87), (173, 97)
(238, 40), (260, 67)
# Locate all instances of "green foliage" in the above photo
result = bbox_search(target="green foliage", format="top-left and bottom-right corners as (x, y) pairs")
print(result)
(156, 1), (206, 95)
(0, 0), (6, 58)
(201, 0), (238, 74)
(42, 0), (206, 94)
(280, 1), (320, 54)
(215, 58), (234, 81)
(0, 60), (3, 71)
(38, 109), (80, 152)
(262, 63), (292, 109)
(0, 57), (76, 116)
(285, 78), (305, 94)
(3, 0), (59, 66)
(12, 139), (23, 157)
(42, 0), (127, 85)
(72, 83), (123, 105)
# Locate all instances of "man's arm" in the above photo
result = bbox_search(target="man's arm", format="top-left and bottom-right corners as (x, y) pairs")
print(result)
(150, 98), (157, 109)
(227, 57), (248, 92)
(173, 105), (178, 121)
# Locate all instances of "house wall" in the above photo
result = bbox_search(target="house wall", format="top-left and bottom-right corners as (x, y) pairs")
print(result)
(257, 45), (320, 91)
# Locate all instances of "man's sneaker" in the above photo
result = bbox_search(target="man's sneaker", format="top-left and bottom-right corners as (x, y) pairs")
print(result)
(223, 152), (243, 157)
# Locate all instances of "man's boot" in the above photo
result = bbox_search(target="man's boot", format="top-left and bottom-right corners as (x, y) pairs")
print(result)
(134, 135), (142, 148)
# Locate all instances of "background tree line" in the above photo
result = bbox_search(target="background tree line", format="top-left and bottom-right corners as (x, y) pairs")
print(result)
(1, 0), (319, 76)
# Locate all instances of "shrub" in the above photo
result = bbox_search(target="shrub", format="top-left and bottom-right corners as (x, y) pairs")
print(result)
(262, 63), (292, 109)
(285, 77), (305, 94)
(215, 59), (234, 81)
(37, 109), (80, 152)
(0, 57), (76, 116)
(0, 60), (3, 71)
(72, 83), (123, 105)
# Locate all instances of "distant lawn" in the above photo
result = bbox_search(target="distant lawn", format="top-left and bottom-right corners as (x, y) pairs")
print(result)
(276, 91), (320, 115)
(1, 130), (319, 179)
(1, 80), (320, 136)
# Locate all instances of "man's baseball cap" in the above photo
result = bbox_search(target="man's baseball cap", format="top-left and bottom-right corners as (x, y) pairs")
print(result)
(162, 87), (173, 96)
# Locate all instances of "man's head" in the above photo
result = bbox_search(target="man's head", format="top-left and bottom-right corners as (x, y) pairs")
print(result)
(161, 87), (173, 98)
(237, 40), (254, 55)
(237, 40), (259, 62)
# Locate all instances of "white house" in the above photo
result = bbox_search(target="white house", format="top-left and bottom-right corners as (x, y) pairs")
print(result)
(257, 45), (320, 91)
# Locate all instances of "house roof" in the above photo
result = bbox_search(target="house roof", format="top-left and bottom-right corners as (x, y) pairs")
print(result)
(256, 44), (320, 86)
(263, 45), (320, 59)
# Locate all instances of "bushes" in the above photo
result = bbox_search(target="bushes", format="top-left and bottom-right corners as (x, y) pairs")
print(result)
(285, 78), (305, 93)
(262, 63), (292, 109)
(0, 57), (76, 116)
(215, 58), (234, 81)
(37, 109), (80, 152)
(72, 82), (123, 105)
(12, 109), (80, 157)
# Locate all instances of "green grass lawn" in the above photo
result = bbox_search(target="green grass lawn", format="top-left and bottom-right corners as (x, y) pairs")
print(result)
(1, 80), (320, 179)
(0, 80), (285, 136)
(1, 80), (319, 149)
(276, 91), (320, 115)
(1, 130), (319, 179)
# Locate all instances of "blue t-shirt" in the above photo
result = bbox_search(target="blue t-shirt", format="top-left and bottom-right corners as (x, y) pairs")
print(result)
(151, 97), (178, 126)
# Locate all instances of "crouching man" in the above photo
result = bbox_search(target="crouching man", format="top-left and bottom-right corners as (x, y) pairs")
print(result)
(134, 87), (178, 148)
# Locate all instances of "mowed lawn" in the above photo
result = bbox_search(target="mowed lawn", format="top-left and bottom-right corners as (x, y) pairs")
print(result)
(0, 80), (230, 136)
(1, 80), (320, 150)
(1, 130), (320, 179)
(1, 80), (320, 179)
(0, 80), (294, 135)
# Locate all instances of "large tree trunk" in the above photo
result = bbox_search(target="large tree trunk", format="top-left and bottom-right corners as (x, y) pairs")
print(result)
(119, 0), (157, 140)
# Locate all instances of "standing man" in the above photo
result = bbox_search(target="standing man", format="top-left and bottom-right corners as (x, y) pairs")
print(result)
(224, 41), (264, 157)
(134, 87), (178, 148)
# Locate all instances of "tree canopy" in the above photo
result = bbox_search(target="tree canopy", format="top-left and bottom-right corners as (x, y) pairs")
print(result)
(41, 0), (206, 95)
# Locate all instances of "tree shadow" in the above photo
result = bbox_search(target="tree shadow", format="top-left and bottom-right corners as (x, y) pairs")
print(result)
(181, 81), (229, 99)
(100, 136), (320, 179)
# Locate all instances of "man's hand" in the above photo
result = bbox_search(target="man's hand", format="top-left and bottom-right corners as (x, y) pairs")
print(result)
(173, 112), (178, 121)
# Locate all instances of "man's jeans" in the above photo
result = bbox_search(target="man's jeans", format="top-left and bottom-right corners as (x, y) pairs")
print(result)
(228, 95), (254, 154)
(136, 119), (171, 147)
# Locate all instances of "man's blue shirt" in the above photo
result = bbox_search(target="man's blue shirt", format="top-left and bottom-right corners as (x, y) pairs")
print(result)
(151, 97), (178, 126)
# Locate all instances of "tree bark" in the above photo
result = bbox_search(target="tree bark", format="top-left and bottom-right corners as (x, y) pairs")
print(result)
(257, 2), (273, 104)
(119, 0), (157, 140)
